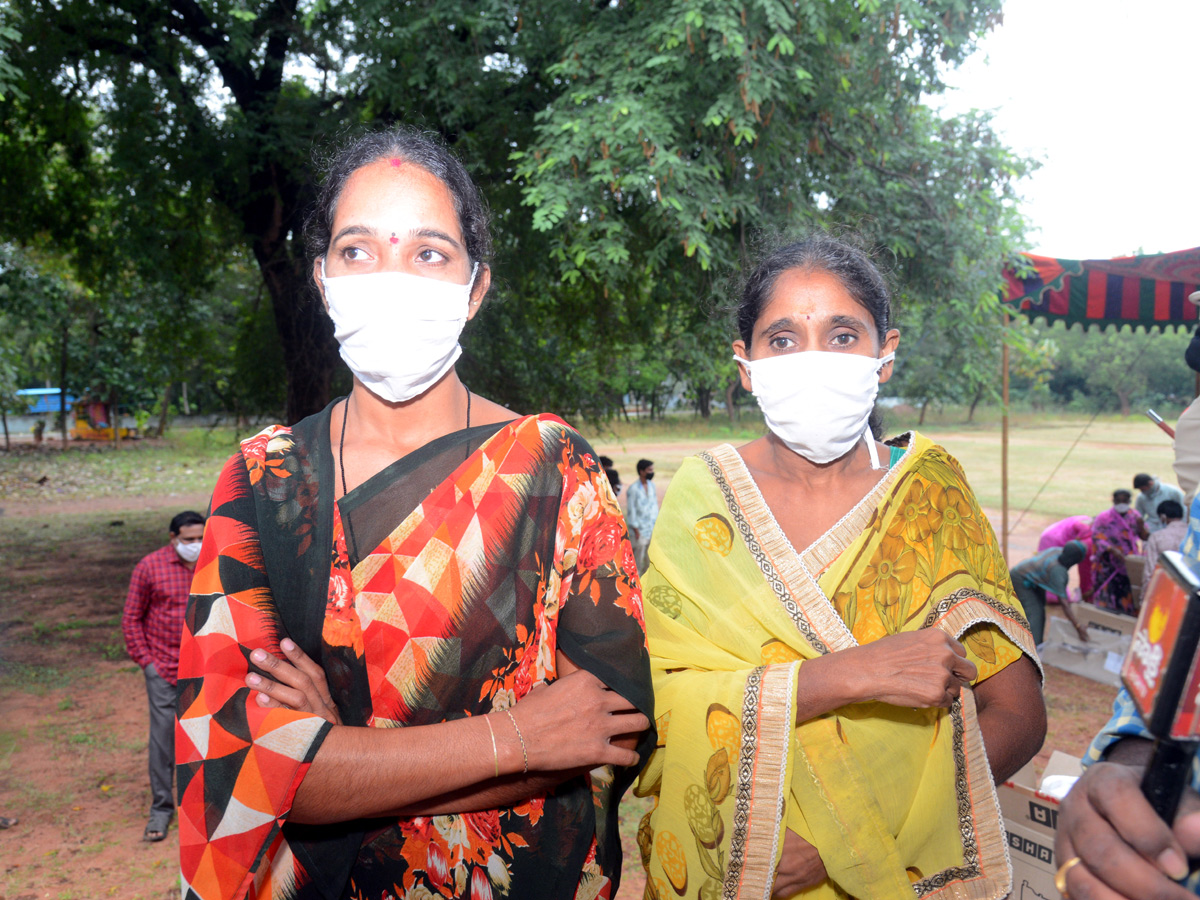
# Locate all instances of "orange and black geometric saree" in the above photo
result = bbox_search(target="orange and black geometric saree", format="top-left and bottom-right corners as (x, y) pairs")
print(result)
(176, 403), (654, 900)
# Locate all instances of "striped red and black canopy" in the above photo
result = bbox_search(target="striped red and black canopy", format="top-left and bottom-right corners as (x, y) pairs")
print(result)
(1001, 248), (1200, 331)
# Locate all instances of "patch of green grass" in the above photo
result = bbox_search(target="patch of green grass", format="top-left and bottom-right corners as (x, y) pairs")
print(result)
(917, 418), (1176, 522)
(0, 663), (73, 694)
(38, 719), (136, 758)
(0, 727), (21, 769)
(77, 837), (118, 856)
(30, 619), (87, 642)
(0, 428), (238, 504)
(14, 781), (73, 808)
(57, 697), (74, 711)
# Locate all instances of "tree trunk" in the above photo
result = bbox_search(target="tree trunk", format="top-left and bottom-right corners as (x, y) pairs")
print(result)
(157, 382), (173, 437)
(967, 384), (985, 423)
(919, 398), (930, 426)
(1117, 390), (1132, 417)
(2, 409), (9, 451)
(111, 388), (121, 446)
(253, 229), (339, 426)
(724, 377), (739, 423)
(236, 113), (335, 426)
(59, 325), (69, 446)
(696, 387), (712, 419)
(181, 381), (191, 416)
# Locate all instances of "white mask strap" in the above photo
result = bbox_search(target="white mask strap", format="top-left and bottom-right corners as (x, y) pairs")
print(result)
(866, 353), (894, 469)
(866, 431), (883, 470)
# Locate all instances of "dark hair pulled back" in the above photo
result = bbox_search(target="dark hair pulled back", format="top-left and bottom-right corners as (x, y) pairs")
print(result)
(304, 126), (493, 272)
(736, 236), (892, 348)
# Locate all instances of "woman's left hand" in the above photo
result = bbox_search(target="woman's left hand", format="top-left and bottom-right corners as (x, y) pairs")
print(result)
(772, 829), (827, 897)
(246, 638), (342, 725)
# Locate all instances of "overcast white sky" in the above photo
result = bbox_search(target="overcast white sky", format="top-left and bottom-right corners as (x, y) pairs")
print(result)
(937, 0), (1199, 260)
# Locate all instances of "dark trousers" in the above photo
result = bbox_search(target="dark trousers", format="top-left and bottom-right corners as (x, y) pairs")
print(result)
(144, 663), (176, 820)
(1012, 579), (1047, 645)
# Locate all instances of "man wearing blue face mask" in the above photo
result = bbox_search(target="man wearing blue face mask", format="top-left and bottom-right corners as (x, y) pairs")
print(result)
(121, 510), (205, 843)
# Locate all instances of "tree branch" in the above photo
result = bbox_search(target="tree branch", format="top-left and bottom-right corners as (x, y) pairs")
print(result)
(166, 0), (257, 108)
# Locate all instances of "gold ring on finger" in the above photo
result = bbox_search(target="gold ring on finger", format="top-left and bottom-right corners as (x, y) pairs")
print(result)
(1054, 856), (1083, 898)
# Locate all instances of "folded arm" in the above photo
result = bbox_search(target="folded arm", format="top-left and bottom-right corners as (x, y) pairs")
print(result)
(252, 644), (647, 823)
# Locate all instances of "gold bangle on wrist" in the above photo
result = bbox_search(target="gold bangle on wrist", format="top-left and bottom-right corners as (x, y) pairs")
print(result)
(484, 716), (499, 778)
(503, 709), (528, 773)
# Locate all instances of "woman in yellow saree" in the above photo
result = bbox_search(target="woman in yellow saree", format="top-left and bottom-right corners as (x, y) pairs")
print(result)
(637, 238), (1045, 900)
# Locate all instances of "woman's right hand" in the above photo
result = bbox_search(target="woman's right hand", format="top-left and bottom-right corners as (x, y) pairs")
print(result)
(846, 629), (977, 709)
(506, 669), (648, 771)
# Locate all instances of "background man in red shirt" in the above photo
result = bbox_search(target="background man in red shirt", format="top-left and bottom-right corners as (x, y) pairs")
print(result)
(122, 510), (205, 842)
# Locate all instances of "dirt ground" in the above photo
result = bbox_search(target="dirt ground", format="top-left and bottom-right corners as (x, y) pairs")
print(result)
(0, 483), (1119, 900)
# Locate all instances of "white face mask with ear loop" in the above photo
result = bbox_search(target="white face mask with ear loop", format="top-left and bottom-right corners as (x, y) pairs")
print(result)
(175, 541), (202, 563)
(734, 350), (896, 468)
(320, 259), (478, 404)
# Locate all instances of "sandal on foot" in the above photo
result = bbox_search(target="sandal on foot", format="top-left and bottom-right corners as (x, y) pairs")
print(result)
(142, 817), (170, 842)
(0, 816), (17, 829)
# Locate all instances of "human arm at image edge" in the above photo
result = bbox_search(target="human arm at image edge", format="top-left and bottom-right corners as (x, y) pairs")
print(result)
(121, 559), (154, 669)
(1054, 695), (1200, 900)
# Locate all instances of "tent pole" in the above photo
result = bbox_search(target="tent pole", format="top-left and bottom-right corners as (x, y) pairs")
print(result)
(1002, 311), (1010, 562)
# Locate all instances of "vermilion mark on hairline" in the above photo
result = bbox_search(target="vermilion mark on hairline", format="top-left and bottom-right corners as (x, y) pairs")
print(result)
(389, 158), (402, 167)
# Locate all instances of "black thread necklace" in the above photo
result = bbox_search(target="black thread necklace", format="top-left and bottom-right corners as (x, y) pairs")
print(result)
(338, 386), (472, 499)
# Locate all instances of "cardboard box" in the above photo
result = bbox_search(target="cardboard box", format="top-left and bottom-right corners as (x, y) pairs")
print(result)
(1006, 820), (1058, 900)
(997, 751), (1082, 900)
(1039, 604), (1137, 686)
(1127, 554), (1147, 605)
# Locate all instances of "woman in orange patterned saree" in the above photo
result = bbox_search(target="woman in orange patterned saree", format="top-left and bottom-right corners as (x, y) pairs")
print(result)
(636, 238), (1045, 900)
(175, 128), (653, 900)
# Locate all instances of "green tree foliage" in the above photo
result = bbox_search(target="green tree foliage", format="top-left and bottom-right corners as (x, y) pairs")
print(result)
(1038, 322), (1195, 416)
(0, 243), (78, 443)
(508, 1), (1032, 420)
(1, 0), (1031, 423)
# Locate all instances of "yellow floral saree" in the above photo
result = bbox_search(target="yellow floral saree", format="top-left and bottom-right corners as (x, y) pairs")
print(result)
(636, 433), (1039, 900)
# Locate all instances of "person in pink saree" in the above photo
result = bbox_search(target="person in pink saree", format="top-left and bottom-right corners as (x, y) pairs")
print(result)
(1037, 515), (1094, 603)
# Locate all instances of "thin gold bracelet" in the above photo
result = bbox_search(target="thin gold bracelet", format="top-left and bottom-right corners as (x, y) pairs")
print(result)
(484, 716), (499, 778)
(503, 709), (528, 773)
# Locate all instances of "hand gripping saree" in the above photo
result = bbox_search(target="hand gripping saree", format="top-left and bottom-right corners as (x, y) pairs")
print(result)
(176, 402), (655, 900)
(635, 433), (1039, 900)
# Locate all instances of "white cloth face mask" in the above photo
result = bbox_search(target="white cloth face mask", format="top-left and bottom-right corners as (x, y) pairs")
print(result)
(734, 350), (895, 468)
(321, 260), (478, 403)
(175, 541), (202, 563)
